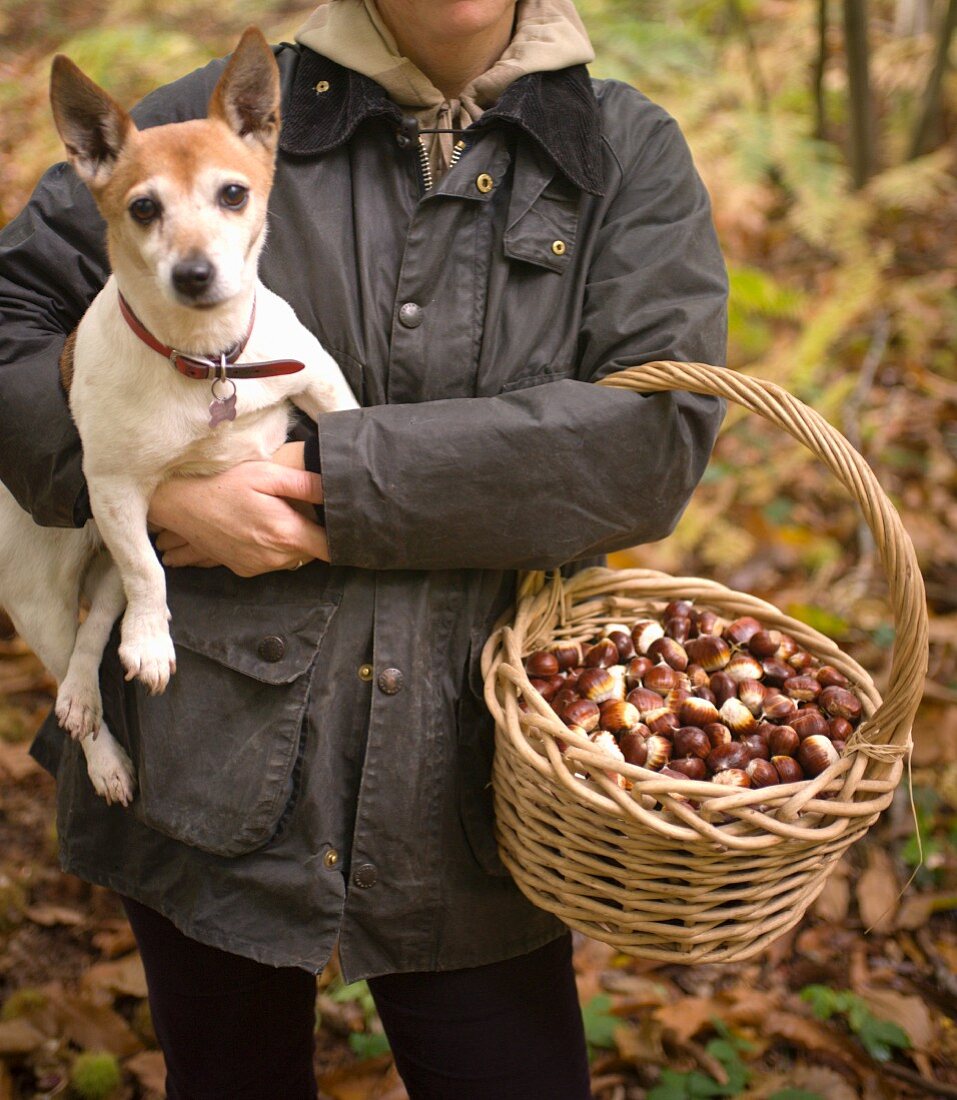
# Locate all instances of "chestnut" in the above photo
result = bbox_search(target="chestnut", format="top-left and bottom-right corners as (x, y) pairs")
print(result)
(673, 726), (711, 759)
(644, 665), (682, 694)
(626, 687), (665, 716)
(816, 665), (849, 688)
(738, 678), (766, 715)
(723, 616), (764, 646)
(726, 653), (764, 683)
(719, 697), (756, 735)
(548, 641), (583, 671)
(625, 656), (653, 689)
(712, 768), (751, 788)
(664, 615), (692, 645)
(577, 668), (620, 704)
(678, 696), (720, 728)
(608, 630), (636, 663)
(584, 639), (620, 669)
(631, 620), (664, 655)
(741, 733), (770, 760)
(619, 729), (648, 766)
(709, 671), (737, 706)
(562, 699), (600, 733)
(686, 635), (732, 672)
(772, 755), (804, 783)
(819, 686), (862, 724)
(525, 650), (559, 678)
(703, 722), (732, 748)
(797, 734), (839, 777)
(746, 758), (779, 788)
(598, 700), (641, 734)
(648, 637), (689, 671)
(828, 716), (854, 741)
(791, 710), (828, 740)
(768, 725), (799, 757)
(706, 742), (751, 773)
(748, 630), (782, 659)
(644, 734), (672, 770)
(762, 694), (798, 723)
(669, 756), (707, 781)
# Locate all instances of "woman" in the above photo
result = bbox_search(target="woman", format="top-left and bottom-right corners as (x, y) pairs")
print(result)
(0, 1), (728, 1096)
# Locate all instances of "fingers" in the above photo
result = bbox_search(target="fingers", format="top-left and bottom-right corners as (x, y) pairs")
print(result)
(261, 463), (324, 505)
(154, 529), (189, 553)
(161, 545), (220, 568)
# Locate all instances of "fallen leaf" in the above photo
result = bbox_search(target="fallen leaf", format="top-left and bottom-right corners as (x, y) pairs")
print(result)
(0, 741), (40, 781)
(317, 1054), (399, 1100)
(613, 1018), (667, 1067)
(126, 1050), (166, 1096)
(813, 859), (851, 924)
(81, 954), (148, 999)
(856, 847), (899, 933)
(655, 996), (722, 1044)
(783, 1064), (859, 1099)
(24, 904), (84, 927)
(0, 1061), (11, 1100)
(852, 986), (936, 1051)
(55, 994), (142, 1057)
(0, 1018), (45, 1055)
(761, 1010), (870, 1075)
(91, 921), (138, 958)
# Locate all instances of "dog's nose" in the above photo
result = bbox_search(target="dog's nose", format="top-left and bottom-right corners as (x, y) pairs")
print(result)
(171, 257), (216, 298)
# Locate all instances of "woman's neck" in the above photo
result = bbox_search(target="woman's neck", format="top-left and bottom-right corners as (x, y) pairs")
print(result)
(374, 2), (517, 99)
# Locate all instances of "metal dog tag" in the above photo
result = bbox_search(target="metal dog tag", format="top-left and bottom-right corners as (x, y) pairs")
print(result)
(209, 374), (237, 428)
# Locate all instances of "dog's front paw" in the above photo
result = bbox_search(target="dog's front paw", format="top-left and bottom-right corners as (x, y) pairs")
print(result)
(55, 676), (102, 740)
(83, 727), (136, 807)
(119, 612), (177, 694)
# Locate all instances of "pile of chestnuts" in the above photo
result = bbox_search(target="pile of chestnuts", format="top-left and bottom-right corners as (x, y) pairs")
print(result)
(522, 601), (864, 791)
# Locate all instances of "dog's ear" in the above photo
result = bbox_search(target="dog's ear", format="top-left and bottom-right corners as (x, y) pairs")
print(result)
(208, 27), (280, 153)
(50, 56), (133, 189)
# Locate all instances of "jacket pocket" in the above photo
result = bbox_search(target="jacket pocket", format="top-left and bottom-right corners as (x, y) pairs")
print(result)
(456, 627), (510, 877)
(124, 571), (340, 857)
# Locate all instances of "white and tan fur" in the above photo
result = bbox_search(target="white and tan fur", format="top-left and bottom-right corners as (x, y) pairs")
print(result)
(0, 29), (357, 804)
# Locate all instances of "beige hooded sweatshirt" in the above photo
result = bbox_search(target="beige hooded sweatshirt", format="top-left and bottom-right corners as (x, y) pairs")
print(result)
(295, 0), (594, 181)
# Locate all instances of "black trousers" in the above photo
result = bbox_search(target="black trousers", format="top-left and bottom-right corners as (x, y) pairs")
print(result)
(121, 896), (591, 1100)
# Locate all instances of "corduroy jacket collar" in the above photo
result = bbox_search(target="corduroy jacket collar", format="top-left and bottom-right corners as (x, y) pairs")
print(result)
(279, 48), (604, 195)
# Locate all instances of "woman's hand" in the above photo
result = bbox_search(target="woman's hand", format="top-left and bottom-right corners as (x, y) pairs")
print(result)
(149, 444), (328, 576)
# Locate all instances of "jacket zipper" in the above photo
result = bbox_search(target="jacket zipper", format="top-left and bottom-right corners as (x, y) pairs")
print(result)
(417, 138), (468, 193)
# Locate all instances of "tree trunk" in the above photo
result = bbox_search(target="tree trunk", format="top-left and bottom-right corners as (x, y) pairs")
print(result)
(843, 0), (876, 188)
(814, 0), (829, 139)
(908, 0), (957, 157)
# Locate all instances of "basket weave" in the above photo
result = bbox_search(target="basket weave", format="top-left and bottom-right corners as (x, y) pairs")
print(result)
(482, 361), (928, 963)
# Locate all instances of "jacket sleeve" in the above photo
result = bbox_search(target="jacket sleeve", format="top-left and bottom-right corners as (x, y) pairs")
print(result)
(0, 61), (225, 528)
(316, 113), (729, 571)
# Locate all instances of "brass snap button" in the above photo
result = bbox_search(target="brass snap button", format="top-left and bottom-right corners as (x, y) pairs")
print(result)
(398, 302), (424, 329)
(358, 663), (374, 682)
(377, 668), (404, 695)
(353, 863), (377, 888)
(323, 848), (339, 870)
(315, 80), (330, 93)
(551, 240), (567, 256)
(257, 635), (286, 663)
(475, 173), (494, 194)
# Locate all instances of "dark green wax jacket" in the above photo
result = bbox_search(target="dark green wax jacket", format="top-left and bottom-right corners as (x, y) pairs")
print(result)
(0, 44), (727, 980)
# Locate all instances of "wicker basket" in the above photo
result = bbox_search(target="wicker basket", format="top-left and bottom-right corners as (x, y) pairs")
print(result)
(481, 361), (928, 963)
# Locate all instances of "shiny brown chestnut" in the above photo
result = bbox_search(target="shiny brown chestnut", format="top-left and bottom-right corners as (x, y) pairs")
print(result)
(761, 659), (794, 687)
(748, 630), (782, 659)
(791, 710), (828, 740)
(703, 722), (732, 748)
(625, 656), (653, 690)
(626, 687), (665, 715)
(738, 678), (766, 715)
(741, 733), (770, 760)
(584, 639), (620, 669)
(578, 667), (620, 704)
(649, 637), (689, 671)
(669, 756), (708, 781)
(723, 616), (764, 646)
(548, 641), (583, 671)
(678, 696), (720, 728)
(525, 650), (559, 678)
(797, 734), (840, 776)
(706, 742), (751, 773)
(646, 709), (680, 736)
(788, 649), (815, 671)
(562, 699), (600, 732)
(644, 734), (672, 770)
(696, 609), (721, 636)
(632, 620), (664, 655)
(816, 665), (850, 688)
(772, 755), (804, 783)
(746, 758), (779, 788)
(686, 635), (732, 672)
(693, 685), (717, 704)
(619, 729), (648, 766)
(551, 687), (579, 716)
(665, 599), (694, 619)
(719, 697), (757, 735)
(608, 630), (636, 663)
(674, 726), (711, 759)
(644, 665), (683, 694)
(784, 675), (822, 702)
(820, 686), (862, 723)
(687, 665), (710, 689)
(664, 616), (692, 645)
(768, 725), (800, 757)
(599, 700), (642, 734)
(762, 694), (798, 723)
(709, 671), (737, 706)
(726, 653), (764, 683)
(828, 716), (854, 741)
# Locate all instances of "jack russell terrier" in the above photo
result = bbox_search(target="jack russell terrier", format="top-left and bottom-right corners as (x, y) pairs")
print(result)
(0, 28), (358, 806)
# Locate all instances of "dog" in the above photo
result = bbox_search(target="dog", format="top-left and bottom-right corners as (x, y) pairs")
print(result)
(0, 28), (358, 805)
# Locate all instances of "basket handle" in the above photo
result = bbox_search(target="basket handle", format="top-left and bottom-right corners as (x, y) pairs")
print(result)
(539, 361), (928, 758)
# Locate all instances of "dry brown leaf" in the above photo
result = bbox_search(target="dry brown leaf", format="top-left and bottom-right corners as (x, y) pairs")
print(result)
(655, 997), (723, 1044)
(317, 1054), (399, 1100)
(0, 741), (41, 782)
(613, 1018), (667, 1067)
(813, 859), (851, 924)
(91, 921), (138, 959)
(0, 1018), (45, 1055)
(856, 847), (899, 933)
(126, 1050), (166, 1097)
(776, 1064), (859, 1100)
(599, 971), (671, 1007)
(24, 904), (84, 928)
(81, 954), (148, 999)
(0, 1061), (12, 1100)
(56, 994), (142, 1057)
(762, 1010), (869, 1075)
(852, 986), (936, 1051)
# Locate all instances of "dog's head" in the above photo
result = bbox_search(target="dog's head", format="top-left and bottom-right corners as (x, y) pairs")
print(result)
(50, 27), (280, 310)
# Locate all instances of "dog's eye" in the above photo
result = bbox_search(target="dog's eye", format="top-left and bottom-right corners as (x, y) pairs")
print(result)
(220, 184), (249, 210)
(129, 197), (159, 224)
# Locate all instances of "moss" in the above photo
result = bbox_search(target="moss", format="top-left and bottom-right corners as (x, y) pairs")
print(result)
(0, 986), (48, 1020)
(70, 1052), (122, 1100)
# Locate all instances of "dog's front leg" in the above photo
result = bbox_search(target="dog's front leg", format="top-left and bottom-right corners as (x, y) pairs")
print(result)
(86, 476), (175, 694)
